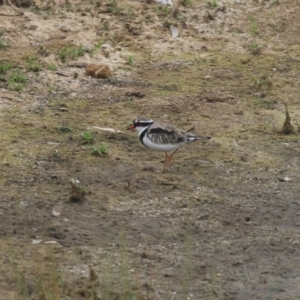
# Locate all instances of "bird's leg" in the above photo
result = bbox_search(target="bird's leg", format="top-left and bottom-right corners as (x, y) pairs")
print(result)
(158, 153), (169, 173)
(167, 148), (180, 164)
(160, 150), (179, 172)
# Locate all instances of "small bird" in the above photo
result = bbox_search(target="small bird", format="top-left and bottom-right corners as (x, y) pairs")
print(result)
(128, 117), (211, 172)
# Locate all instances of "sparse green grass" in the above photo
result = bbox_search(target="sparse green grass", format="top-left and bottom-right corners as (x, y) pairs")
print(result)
(48, 63), (58, 71)
(58, 44), (86, 62)
(48, 85), (56, 93)
(0, 38), (9, 50)
(127, 55), (134, 65)
(12, 261), (30, 299)
(8, 69), (27, 91)
(208, 0), (218, 8)
(90, 38), (105, 55)
(103, 21), (110, 31)
(160, 90), (169, 97)
(81, 132), (94, 144)
(181, 0), (192, 7)
(251, 76), (272, 91)
(0, 61), (13, 74)
(107, 0), (121, 14)
(58, 126), (72, 133)
(156, 5), (169, 16)
(26, 56), (43, 72)
(249, 14), (258, 34)
(253, 98), (277, 109)
(248, 43), (262, 55)
(92, 143), (108, 156)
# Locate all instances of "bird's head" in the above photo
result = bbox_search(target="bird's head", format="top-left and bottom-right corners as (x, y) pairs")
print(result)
(127, 117), (154, 134)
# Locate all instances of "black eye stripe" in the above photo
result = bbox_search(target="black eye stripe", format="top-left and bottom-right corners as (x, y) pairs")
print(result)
(135, 122), (149, 127)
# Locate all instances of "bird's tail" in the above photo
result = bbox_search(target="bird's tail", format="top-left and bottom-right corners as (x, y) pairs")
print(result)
(186, 133), (212, 142)
(195, 135), (212, 141)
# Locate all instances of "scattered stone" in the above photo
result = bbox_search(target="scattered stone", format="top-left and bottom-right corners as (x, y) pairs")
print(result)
(32, 239), (43, 245)
(88, 126), (123, 133)
(170, 25), (179, 38)
(52, 207), (62, 217)
(85, 64), (112, 79)
(154, 0), (173, 6)
(278, 177), (292, 182)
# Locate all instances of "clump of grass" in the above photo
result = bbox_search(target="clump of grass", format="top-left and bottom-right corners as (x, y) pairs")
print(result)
(58, 44), (86, 62)
(127, 55), (134, 65)
(92, 143), (108, 156)
(26, 56), (43, 72)
(156, 5), (169, 16)
(8, 69), (27, 91)
(90, 38), (105, 54)
(107, 0), (121, 14)
(37, 44), (49, 57)
(81, 132), (94, 144)
(58, 126), (71, 133)
(208, 0), (218, 8)
(251, 76), (272, 91)
(69, 178), (88, 202)
(48, 63), (58, 71)
(253, 98), (277, 109)
(0, 61), (13, 74)
(248, 42), (262, 55)
(0, 38), (9, 50)
(181, 0), (192, 7)
(249, 14), (258, 34)
(102, 21), (110, 31)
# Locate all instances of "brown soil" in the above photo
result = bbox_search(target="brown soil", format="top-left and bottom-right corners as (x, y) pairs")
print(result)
(0, 0), (300, 299)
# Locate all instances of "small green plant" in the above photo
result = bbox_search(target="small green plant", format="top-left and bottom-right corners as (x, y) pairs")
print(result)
(181, 0), (192, 7)
(81, 132), (94, 144)
(107, 0), (121, 14)
(26, 56), (43, 72)
(8, 69), (27, 91)
(0, 38), (9, 50)
(48, 85), (55, 93)
(128, 55), (134, 65)
(248, 42), (262, 55)
(92, 143), (108, 156)
(160, 90), (169, 97)
(103, 21), (110, 31)
(251, 77), (272, 90)
(208, 0), (218, 8)
(37, 44), (49, 56)
(0, 61), (13, 74)
(249, 14), (258, 34)
(48, 63), (58, 71)
(58, 44), (86, 62)
(58, 126), (72, 133)
(156, 5), (169, 15)
(69, 178), (88, 202)
(90, 38), (105, 54)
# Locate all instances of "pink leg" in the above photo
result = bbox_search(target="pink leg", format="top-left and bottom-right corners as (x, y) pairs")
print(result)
(167, 148), (180, 164)
(160, 149), (180, 172)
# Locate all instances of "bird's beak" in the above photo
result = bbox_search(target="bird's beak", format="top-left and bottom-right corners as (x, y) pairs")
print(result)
(127, 124), (135, 131)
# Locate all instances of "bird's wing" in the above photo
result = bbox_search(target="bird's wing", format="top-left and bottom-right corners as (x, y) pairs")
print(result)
(146, 122), (188, 144)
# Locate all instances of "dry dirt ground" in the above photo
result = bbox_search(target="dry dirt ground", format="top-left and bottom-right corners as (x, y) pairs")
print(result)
(1, 0), (300, 299)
